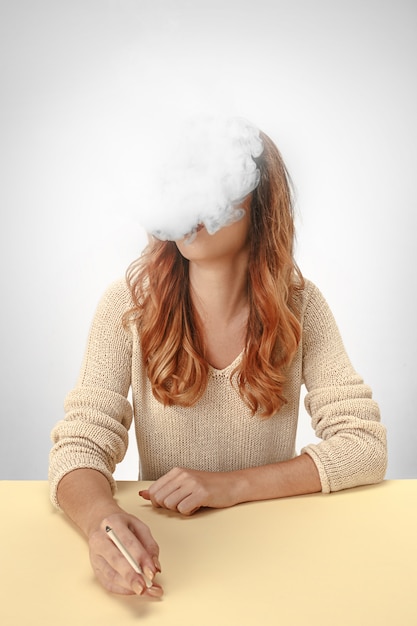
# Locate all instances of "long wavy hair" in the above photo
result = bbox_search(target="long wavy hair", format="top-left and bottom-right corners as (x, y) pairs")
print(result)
(124, 130), (304, 417)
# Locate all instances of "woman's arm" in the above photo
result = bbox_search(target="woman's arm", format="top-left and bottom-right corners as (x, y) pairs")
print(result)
(233, 453), (321, 500)
(49, 280), (134, 508)
(49, 281), (162, 595)
(300, 282), (387, 492)
(57, 468), (128, 537)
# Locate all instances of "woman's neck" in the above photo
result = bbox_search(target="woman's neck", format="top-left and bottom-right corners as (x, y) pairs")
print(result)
(188, 259), (249, 325)
(188, 260), (249, 370)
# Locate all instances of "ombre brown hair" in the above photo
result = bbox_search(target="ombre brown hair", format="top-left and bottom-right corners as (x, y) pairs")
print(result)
(124, 130), (304, 417)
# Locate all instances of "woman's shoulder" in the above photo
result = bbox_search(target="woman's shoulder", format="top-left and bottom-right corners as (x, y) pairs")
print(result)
(102, 276), (131, 298)
(95, 277), (135, 318)
(297, 277), (326, 308)
(296, 277), (334, 326)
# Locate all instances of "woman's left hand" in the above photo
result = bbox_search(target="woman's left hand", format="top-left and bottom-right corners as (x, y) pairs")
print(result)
(138, 468), (242, 515)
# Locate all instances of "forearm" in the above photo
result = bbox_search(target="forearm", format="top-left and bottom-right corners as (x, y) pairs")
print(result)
(56, 468), (124, 537)
(233, 453), (321, 504)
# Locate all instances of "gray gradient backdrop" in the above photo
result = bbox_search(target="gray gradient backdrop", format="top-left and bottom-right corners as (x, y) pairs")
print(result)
(1, 0), (416, 480)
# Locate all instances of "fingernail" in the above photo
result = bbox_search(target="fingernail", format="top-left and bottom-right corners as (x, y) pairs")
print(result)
(153, 556), (162, 572)
(144, 566), (154, 583)
(147, 584), (163, 597)
(132, 581), (144, 595)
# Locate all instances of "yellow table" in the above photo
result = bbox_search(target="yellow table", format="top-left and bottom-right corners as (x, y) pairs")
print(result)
(1, 480), (416, 625)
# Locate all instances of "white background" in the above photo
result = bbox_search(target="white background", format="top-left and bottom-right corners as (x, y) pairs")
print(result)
(1, 0), (416, 481)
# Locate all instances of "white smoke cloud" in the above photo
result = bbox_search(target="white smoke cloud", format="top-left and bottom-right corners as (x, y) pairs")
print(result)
(139, 116), (264, 241)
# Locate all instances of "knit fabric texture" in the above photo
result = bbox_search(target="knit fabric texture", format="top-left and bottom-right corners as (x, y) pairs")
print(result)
(49, 278), (387, 507)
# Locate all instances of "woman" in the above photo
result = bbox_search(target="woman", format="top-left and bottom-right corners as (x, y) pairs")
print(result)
(49, 118), (387, 598)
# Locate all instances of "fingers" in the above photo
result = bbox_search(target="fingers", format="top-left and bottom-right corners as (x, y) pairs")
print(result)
(126, 516), (162, 574)
(140, 469), (205, 515)
(89, 513), (163, 597)
(161, 485), (201, 515)
(91, 553), (147, 596)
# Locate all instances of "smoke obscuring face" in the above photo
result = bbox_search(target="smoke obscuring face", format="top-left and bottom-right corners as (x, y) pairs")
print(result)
(139, 116), (264, 242)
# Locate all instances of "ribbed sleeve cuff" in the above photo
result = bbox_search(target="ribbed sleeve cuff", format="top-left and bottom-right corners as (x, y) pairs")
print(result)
(301, 445), (331, 493)
(48, 450), (117, 510)
(301, 423), (387, 494)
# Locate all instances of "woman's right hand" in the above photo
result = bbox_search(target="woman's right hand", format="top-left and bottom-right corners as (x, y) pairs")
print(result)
(88, 511), (163, 597)
(55, 470), (162, 596)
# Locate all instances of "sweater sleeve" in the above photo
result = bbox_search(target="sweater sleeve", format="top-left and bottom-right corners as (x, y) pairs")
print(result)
(48, 279), (134, 508)
(300, 282), (387, 493)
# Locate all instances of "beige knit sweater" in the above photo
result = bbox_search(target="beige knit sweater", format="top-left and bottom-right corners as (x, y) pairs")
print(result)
(49, 278), (387, 507)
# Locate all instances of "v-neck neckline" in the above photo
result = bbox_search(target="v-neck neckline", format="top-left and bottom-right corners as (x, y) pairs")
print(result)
(208, 350), (243, 376)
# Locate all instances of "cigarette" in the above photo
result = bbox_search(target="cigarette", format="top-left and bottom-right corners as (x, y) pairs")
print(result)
(105, 525), (153, 588)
